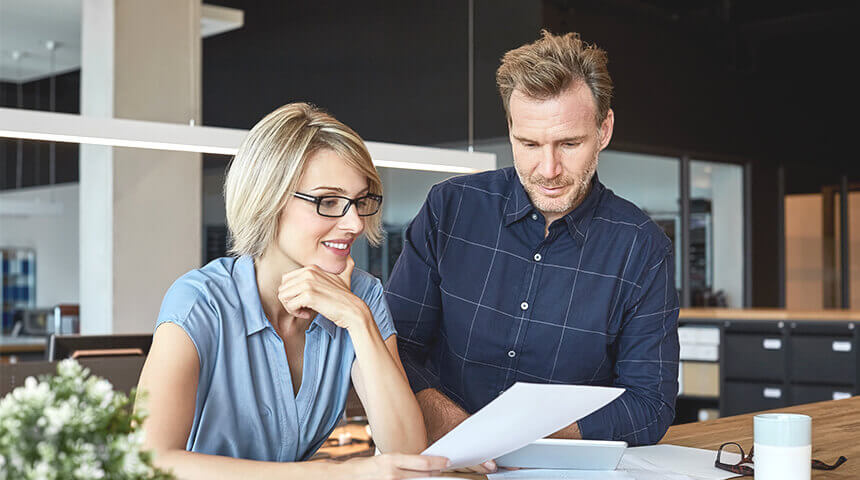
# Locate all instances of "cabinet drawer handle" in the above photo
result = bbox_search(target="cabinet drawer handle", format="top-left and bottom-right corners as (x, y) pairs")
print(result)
(762, 338), (782, 350)
(833, 391), (852, 401)
(763, 388), (782, 399)
(832, 341), (852, 352)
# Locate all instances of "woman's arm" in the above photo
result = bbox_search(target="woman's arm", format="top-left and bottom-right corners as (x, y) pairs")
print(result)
(276, 259), (427, 454)
(136, 323), (444, 479)
(350, 330), (428, 454)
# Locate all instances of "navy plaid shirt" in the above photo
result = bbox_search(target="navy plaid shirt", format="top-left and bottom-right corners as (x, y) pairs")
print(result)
(385, 167), (679, 446)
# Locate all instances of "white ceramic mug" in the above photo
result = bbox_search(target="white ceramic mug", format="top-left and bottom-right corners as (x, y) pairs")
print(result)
(753, 413), (811, 480)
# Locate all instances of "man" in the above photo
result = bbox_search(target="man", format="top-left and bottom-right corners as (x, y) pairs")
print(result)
(385, 30), (679, 472)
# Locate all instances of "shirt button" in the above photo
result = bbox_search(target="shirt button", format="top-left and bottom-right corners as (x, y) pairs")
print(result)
(533, 253), (542, 262)
(508, 350), (517, 358)
(531, 213), (539, 221)
(520, 301), (529, 310)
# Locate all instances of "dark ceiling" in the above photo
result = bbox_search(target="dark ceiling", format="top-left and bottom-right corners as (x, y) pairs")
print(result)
(543, 0), (860, 189)
(202, 1), (860, 189)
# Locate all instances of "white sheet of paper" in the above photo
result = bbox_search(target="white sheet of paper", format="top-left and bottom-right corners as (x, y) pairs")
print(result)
(619, 445), (741, 480)
(488, 469), (636, 479)
(488, 469), (694, 480)
(422, 382), (624, 469)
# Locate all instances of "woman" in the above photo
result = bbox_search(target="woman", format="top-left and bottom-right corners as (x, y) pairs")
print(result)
(135, 103), (448, 479)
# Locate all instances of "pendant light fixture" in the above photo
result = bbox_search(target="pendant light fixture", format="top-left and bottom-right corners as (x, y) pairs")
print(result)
(13, 50), (24, 189)
(46, 40), (58, 186)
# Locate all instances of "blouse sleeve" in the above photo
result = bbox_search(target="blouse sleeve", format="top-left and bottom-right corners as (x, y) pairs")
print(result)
(359, 275), (397, 341)
(155, 274), (219, 373)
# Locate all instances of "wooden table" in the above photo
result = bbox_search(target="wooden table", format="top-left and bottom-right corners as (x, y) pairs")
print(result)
(447, 397), (859, 479)
(315, 397), (858, 478)
(662, 396), (859, 478)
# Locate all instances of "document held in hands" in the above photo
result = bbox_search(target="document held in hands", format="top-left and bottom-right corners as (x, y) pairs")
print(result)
(422, 382), (625, 469)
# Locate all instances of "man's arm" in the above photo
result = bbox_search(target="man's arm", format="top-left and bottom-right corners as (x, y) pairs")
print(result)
(385, 190), (498, 474)
(416, 388), (498, 474)
(385, 187), (445, 398)
(415, 388), (469, 444)
(547, 422), (581, 439)
(576, 246), (680, 446)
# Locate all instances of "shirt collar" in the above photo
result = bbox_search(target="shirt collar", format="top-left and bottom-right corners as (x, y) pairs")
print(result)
(311, 315), (338, 338)
(504, 168), (538, 226)
(503, 169), (605, 244)
(233, 255), (337, 338)
(563, 173), (604, 242)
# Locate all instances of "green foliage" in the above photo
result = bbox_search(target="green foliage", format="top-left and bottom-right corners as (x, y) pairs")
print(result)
(0, 359), (174, 480)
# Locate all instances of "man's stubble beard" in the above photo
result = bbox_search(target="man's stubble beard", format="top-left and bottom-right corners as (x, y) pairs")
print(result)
(516, 149), (600, 215)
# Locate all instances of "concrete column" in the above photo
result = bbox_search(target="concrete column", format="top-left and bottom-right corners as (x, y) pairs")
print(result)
(80, 0), (202, 334)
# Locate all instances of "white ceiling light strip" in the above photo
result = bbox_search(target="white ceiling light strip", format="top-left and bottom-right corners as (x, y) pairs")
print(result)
(0, 107), (495, 173)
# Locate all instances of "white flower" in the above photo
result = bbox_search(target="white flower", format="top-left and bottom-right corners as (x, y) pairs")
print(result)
(10, 377), (51, 405)
(0, 359), (170, 479)
(122, 449), (151, 477)
(57, 358), (84, 378)
(29, 460), (55, 480)
(86, 378), (115, 409)
(7, 451), (24, 471)
(42, 400), (75, 437)
(73, 460), (105, 480)
(35, 441), (56, 461)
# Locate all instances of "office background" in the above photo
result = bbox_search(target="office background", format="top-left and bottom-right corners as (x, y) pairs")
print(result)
(1, 0), (859, 423)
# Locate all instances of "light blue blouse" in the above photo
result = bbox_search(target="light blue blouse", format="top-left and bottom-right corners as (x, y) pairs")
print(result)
(155, 255), (396, 462)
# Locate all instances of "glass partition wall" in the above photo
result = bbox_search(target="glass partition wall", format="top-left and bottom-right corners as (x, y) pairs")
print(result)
(689, 160), (744, 308)
(599, 151), (748, 308)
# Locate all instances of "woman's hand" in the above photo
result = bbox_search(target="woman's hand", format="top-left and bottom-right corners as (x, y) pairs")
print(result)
(277, 257), (370, 330)
(453, 460), (499, 474)
(343, 453), (450, 480)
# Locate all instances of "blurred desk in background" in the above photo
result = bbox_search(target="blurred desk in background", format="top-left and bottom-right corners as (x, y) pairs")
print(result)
(0, 355), (145, 396)
(0, 335), (47, 363)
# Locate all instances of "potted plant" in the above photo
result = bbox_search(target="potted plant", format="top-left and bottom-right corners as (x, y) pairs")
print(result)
(0, 359), (173, 479)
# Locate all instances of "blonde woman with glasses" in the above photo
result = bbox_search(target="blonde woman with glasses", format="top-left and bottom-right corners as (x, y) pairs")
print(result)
(135, 103), (448, 479)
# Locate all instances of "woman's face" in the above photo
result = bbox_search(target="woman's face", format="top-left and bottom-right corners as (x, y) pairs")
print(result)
(274, 149), (370, 275)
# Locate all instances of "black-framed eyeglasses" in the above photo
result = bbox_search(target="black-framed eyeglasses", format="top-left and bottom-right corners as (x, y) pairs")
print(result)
(293, 192), (382, 218)
(715, 442), (847, 476)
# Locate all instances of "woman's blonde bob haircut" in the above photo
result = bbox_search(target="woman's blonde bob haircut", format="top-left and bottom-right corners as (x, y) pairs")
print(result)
(225, 102), (384, 258)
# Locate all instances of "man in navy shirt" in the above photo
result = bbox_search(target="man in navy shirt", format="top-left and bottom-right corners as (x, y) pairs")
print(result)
(385, 30), (679, 471)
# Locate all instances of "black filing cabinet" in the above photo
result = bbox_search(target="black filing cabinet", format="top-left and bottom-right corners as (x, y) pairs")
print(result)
(788, 322), (857, 406)
(719, 319), (857, 417)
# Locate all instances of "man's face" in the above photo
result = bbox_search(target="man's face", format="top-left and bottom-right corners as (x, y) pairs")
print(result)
(509, 82), (614, 223)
